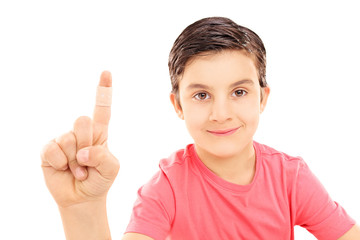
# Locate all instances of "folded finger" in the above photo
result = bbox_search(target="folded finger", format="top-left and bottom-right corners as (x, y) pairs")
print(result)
(55, 131), (76, 164)
(54, 131), (87, 180)
(73, 116), (93, 151)
(41, 140), (68, 170)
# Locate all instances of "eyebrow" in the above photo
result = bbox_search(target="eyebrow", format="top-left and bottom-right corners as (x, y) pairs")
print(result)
(186, 79), (254, 91)
(229, 79), (254, 88)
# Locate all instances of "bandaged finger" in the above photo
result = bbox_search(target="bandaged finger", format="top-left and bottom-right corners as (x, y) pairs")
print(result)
(96, 86), (112, 107)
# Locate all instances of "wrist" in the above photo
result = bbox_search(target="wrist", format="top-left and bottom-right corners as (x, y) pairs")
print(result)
(59, 199), (111, 240)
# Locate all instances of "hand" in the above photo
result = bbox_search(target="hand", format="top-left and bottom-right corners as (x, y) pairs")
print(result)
(41, 71), (119, 208)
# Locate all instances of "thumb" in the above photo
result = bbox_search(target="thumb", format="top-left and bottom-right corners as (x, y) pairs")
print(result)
(77, 145), (119, 181)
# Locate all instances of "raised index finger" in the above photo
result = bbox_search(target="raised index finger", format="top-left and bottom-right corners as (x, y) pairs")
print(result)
(93, 71), (112, 126)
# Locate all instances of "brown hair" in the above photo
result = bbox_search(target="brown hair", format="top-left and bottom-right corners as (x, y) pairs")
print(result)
(168, 17), (267, 103)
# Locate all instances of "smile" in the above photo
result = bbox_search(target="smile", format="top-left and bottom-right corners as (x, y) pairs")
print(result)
(207, 127), (240, 136)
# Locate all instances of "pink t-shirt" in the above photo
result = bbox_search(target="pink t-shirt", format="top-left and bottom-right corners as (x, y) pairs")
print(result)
(126, 142), (355, 240)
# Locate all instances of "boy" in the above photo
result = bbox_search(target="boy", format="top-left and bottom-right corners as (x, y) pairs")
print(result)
(41, 17), (359, 239)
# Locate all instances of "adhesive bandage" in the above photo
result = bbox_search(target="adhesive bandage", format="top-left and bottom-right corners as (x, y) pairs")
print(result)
(96, 86), (112, 107)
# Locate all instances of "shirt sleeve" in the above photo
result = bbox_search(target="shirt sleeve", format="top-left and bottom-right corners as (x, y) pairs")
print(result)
(294, 159), (355, 240)
(125, 170), (175, 240)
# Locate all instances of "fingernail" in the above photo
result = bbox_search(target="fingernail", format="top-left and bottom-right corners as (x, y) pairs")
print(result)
(77, 149), (89, 163)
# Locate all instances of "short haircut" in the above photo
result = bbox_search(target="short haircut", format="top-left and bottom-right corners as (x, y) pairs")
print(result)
(168, 17), (267, 102)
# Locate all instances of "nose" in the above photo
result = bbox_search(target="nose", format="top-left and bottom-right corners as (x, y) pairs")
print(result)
(209, 98), (232, 123)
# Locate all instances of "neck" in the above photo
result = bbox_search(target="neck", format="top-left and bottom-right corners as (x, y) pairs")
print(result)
(195, 140), (256, 185)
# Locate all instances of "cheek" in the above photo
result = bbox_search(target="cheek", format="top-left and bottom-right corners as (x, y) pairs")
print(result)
(236, 98), (261, 124)
(182, 104), (209, 130)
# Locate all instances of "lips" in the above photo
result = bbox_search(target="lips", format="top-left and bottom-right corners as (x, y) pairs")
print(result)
(207, 127), (240, 136)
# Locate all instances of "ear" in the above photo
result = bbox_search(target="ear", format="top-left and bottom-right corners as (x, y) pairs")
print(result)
(260, 87), (270, 113)
(170, 93), (184, 120)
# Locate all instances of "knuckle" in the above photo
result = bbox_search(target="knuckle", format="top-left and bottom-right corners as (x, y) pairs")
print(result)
(74, 116), (91, 127)
(61, 132), (76, 148)
(107, 150), (120, 173)
(113, 159), (120, 172)
(53, 158), (67, 170)
(109, 151), (119, 166)
(40, 143), (50, 161)
(42, 142), (67, 169)
(73, 116), (93, 149)
(43, 141), (58, 160)
(110, 162), (120, 177)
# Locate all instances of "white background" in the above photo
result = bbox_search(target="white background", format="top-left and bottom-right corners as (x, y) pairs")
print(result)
(0, 0), (359, 239)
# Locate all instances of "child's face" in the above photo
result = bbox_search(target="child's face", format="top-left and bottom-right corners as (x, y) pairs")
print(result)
(170, 50), (270, 160)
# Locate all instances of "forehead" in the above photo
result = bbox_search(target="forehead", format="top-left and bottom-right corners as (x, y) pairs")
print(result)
(180, 50), (259, 89)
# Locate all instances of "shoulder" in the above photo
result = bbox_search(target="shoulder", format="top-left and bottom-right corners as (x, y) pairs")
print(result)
(159, 144), (191, 168)
(140, 144), (193, 195)
(158, 144), (193, 175)
(254, 141), (310, 192)
(130, 145), (193, 228)
(255, 141), (307, 171)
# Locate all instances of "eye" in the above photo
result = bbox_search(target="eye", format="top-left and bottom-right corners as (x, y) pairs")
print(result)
(232, 89), (247, 97)
(194, 92), (210, 100)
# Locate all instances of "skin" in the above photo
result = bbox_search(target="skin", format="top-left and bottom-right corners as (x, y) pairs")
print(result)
(41, 71), (119, 239)
(171, 50), (269, 185)
(42, 52), (360, 239)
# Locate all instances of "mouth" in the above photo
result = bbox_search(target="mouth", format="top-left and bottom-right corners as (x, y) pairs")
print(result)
(207, 127), (240, 137)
